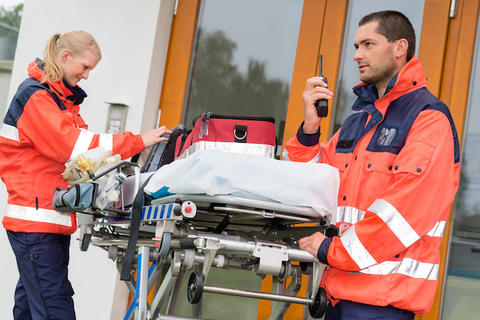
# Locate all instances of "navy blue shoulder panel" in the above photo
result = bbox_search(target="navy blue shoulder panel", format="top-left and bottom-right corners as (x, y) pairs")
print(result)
(365, 87), (460, 163)
(3, 77), (66, 128)
(335, 111), (368, 153)
(424, 103), (460, 163)
(336, 98), (383, 154)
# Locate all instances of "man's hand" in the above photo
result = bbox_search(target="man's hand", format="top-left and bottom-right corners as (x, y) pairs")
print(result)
(298, 232), (327, 257)
(302, 77), (333, 134)
(141, 126), (172, 148)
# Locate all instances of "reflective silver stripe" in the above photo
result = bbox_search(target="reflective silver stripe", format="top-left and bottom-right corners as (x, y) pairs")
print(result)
(5, 204), (72, 227)
(0, 123), (19, 141)
(360, 258), (439, 280)
(99, 133), (113, 152)
(307, 151), (322, 163)
(341, 225), (377, 269)
(334, 206), (365, 224)
(427, 221), (446, 237)
(368, 199), (420, 247)
(70, 129), (94, 160)
(179, 141), (275, 159)
(282, 148), (290, 161)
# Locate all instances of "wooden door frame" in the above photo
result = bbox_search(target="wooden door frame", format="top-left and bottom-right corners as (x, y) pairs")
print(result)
(157, 0), (200, 129)
(419, 0), (480, 319)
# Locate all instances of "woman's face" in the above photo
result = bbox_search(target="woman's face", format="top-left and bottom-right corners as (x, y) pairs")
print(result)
(59, 48), (99, 87)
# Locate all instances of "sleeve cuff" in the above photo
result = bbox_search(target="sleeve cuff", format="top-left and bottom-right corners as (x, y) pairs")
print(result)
(297, 122), (320, 146)
(317, 237), (333, 265)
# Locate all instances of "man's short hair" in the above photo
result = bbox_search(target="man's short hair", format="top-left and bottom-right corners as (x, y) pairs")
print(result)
(359, 10), (416, 61)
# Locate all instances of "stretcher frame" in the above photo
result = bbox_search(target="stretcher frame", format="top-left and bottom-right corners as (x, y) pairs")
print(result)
(76, 162), (331, 320)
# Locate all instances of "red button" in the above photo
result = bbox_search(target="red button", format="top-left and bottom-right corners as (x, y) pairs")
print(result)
(185, 206), (192, 213)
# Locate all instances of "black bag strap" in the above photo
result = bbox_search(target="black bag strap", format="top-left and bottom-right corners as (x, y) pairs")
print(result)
(120, 174), (153, 281)
(160, 127), (189, 167)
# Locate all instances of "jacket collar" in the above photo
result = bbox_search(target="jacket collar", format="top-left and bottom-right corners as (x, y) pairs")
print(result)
(28, 59), (87, 105)
(352, 57), (428, 116)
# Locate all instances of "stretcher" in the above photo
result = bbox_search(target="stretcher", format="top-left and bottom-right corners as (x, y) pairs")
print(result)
(68, 153), (337, 320)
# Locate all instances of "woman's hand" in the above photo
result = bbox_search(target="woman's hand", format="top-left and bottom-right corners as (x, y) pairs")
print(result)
(141, 126), (172, 148)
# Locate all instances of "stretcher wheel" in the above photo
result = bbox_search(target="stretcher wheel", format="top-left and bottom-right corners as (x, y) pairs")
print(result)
(309, 287), (327, 318)
(187, 271), (204, 304)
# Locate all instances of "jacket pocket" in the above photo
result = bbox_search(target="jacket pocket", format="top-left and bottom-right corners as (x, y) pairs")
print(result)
(392, 141), (434, 176)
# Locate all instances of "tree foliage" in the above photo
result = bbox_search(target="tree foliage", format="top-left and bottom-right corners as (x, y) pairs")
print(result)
(185, 29), (290, 142)
(0, 3), (23, 30)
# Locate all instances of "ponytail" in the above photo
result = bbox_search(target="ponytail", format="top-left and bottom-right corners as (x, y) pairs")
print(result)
(42, 33), (63, 83)
(41, 31), (102, 83)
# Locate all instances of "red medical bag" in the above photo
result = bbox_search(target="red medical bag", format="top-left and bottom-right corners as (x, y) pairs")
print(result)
(176, 112), (276, 159)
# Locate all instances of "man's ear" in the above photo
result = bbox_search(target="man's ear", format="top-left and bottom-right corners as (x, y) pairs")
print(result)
(394, 39), (408, 60)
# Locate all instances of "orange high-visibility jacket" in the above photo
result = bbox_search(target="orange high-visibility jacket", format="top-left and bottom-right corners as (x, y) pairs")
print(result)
(0, 60), (145, 235)
(285, 57), (460, 314)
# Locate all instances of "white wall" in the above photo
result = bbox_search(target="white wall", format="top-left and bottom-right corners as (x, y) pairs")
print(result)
(0, 0), (175, 319)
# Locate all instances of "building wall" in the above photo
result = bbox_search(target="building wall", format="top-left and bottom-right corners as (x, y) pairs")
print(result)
(0, 0), (175, 318)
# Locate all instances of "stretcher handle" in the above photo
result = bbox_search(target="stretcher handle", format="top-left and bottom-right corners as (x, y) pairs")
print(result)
(91, 161), (139, 181)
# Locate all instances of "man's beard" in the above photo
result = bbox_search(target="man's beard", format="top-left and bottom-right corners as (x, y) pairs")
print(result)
(361, 53), (396, 85)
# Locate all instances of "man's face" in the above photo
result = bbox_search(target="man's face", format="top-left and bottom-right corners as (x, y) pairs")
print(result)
(353, 21), (397, 86)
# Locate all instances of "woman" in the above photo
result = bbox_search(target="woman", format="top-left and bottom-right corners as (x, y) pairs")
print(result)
(0, 31), (170, 319)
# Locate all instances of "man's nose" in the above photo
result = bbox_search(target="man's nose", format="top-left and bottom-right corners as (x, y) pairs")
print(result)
(353, 48), (362, 61)
(82, 70), (89, 80)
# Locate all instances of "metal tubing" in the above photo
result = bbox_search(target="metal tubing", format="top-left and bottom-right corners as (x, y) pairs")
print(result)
(202, 285), (313, 305)
(286, 248), (315, 262)
(150, 264), (178, 319)
(166, 268), (186, 315)
(93, 233), (315, 263)
(214, 206), (312, 222)
(157, 316), (203, 320)
(136, 246), (150, 320)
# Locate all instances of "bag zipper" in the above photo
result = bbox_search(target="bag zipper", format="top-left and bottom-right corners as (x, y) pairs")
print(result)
(201, 112), (275, 123)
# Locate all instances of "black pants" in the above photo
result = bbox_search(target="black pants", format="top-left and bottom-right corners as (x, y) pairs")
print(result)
(325, 300), (415, 320)
(7, 231), (76, 320)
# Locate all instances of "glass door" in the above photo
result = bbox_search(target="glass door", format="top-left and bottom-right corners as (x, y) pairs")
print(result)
(441, 10), (480, 319)
(182, 0), (304, 152)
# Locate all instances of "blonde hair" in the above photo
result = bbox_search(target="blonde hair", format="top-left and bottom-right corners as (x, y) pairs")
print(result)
(42, 31), (102, 83)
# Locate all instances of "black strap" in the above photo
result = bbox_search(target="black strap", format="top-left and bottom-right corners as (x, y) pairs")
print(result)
(120, 174), (153, 281)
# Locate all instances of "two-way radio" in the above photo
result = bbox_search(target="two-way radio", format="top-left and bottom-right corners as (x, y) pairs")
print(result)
(314, 54), (328, 117)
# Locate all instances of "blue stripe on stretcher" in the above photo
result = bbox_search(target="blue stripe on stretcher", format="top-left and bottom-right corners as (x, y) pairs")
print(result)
(141, 204), (177, 221)
(160, 205), (165, 219)
(147, 206), (152, 220)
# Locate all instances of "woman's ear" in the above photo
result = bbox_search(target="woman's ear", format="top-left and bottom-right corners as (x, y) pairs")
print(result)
(59, 49), (72, 63)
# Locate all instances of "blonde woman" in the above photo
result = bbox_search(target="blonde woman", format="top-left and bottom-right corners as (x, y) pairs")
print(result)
(0, 31), (170, 319)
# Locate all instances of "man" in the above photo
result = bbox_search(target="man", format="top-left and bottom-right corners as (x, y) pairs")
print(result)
(285, 10), (460, 320)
